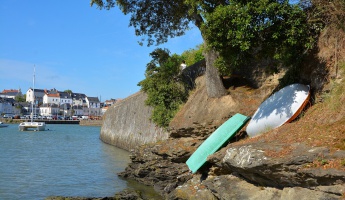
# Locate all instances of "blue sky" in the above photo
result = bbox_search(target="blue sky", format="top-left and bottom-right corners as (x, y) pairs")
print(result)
(0, 0), (203, 101)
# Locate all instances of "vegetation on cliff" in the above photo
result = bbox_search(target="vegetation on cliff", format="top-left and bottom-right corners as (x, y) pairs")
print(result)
(138, 47), (204, 127)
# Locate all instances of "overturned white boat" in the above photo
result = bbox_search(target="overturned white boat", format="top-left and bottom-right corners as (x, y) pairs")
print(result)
(246, 83), (310, 137)
(19, 121), (45, 131)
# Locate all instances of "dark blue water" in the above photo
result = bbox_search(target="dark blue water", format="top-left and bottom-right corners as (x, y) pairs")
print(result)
(0, 124), (130, 200)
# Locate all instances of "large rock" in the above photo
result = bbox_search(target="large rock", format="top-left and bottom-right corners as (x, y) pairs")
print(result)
(212, 142), (345, 188)
(172, 175), (342, 200)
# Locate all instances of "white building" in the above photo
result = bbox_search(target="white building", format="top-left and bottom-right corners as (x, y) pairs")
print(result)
(43, 93), (60, 105)
(85, 97), (101, 116)
(26, 88), (45, 103)
(39, 103), (59, 117)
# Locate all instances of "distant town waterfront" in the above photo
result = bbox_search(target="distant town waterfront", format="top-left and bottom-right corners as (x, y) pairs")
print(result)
(1, 88), (120, 123)
(0, 124), (129, 200)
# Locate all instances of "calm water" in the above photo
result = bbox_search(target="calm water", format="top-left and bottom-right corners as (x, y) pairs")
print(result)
(0, 124), (131, 200)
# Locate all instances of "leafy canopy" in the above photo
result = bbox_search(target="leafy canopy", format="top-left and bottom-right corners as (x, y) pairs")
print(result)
(202, 0), (318, 75)
(15, 94), (26, 102)
(91, 0), (192, 46)
(91, 0), (320, 76)
(180, 44), (205, 66)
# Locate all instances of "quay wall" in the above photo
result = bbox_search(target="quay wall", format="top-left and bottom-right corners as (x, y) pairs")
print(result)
(100, 91), (169, 151)
(1, 119), (79, 124)
(79, 120), (102, 126)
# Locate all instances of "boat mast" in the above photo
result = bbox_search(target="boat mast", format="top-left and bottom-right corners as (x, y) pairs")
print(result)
(31, 66), (35, 123)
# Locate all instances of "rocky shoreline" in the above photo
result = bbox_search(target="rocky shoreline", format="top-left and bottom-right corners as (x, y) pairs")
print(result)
(47, 71), (345, 199)
(117, 122), (345, 199)
(114, 74), (345, 199)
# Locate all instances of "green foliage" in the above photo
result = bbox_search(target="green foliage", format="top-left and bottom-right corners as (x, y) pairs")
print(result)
(138, 48), (188, 127)
(64, 89), (73, 94)
(202, 0), (319, 73)
(180, 44), (205, 66)
(92, 0), (191, 46)
(317, 157), (329, 165)
(214, 56), (232, 76)
(15, 95), (26, 102)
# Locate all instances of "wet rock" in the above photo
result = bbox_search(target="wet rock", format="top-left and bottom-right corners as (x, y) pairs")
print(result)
(113, 189), (144, 200)
(118, 138), (194, 197)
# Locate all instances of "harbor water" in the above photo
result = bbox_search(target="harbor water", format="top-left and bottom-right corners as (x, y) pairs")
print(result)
(0, 124), (131, 200)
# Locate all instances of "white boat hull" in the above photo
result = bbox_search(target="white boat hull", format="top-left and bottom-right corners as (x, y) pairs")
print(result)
(19, 122), (46, 131)
(246, 83), (310, 137)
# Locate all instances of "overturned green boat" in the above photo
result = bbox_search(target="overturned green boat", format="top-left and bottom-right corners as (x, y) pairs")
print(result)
(186, 113), (250, 173)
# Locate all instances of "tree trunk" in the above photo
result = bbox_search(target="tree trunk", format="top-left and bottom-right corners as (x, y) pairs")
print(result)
(193, 12), (226, 98)
(204, 47), (227, 98)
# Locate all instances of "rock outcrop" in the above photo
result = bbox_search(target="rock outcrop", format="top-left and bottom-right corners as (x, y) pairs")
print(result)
(117, 75), (345, 199)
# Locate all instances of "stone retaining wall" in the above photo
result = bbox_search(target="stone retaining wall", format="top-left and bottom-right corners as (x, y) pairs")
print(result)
(100, 91), (169, 151)
(100, 60), (206, 151)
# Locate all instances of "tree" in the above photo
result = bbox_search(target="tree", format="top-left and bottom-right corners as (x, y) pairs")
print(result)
(180, 44), (204, 66)
(64, 89), (73, 94)
(91, 0), (316, 97)
(138, 48), (188, 127)
(202, 1), (318, 74)
(91, 0), (227, 97)
(15, 94), (26, 102)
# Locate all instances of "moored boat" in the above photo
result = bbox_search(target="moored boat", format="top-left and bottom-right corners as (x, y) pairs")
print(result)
(18, 66), (46, 131)
(0, 122), (8, 128)
(19, 121), (45, 131)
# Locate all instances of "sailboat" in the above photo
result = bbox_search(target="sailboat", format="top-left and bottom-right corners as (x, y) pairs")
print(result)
(19, 66), (46, 131)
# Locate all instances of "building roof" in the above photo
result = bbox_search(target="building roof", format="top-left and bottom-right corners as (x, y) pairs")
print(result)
(47, 93), (60, 97)
(86, 97), (100, 102)
(1, 89), (22, 97)
(72, 93), (86, 99)
(59, 92), (72, 99)
(2, 89), (19, 93)
(28, 88), (46, 93)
